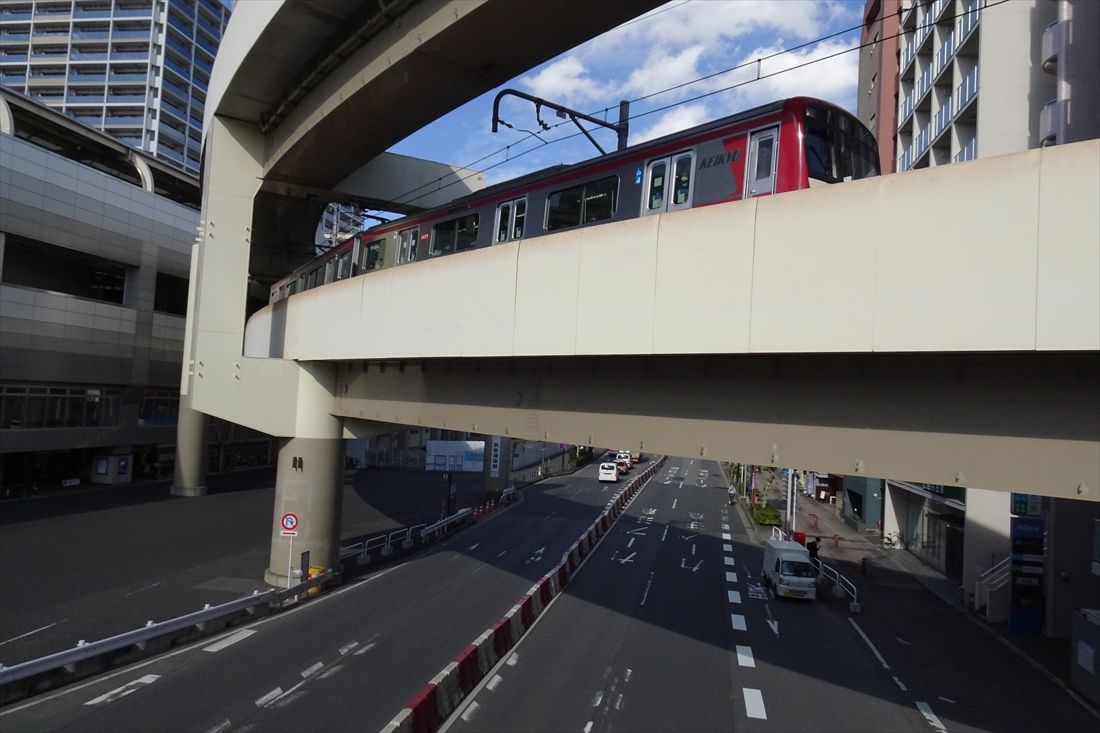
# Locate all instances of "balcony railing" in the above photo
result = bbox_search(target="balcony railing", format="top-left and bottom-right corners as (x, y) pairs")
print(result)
(956, 65), (979, 110)
(109, 72), (147, 82)
(959, 0), (980, 39)
(901, 39), (915, 71)
(899, 144), (914, 171)
(934, 30), (955, 78)
(1, 12), (33, 22)
(954, 138), (976, 163)
(915, 128), (931, 158)
(1039, 98), (1063, 144)
(934, 97), (953, 138)
(1, 33), (31, 43)
(113, 7), (153, 19)
(899, 92), (914, 123)
(66, 94), (104, 103)
(73, 9), (111, 20)
(110, 51), (148, 61)
(69, 73), (107, 82)
(112, 29), (151, 41)
(915, 66), (932, 102)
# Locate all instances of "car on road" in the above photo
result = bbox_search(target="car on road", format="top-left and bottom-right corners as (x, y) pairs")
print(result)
(615, 451), (632, 473)
(598, 462), (619, 482)
(761, 539), (817, 600)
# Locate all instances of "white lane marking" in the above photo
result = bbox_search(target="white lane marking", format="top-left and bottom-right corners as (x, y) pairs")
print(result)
(725, 571), (738, 583)
(730, 614), (747, 631)
(672, 498), (678, 509)
(584, 722), (594, 733)
(893, 676), (908, 692)
(849, 617), (890, 670)
(618, 552), (637, 564)
(692, 544), (697, 556)
(496, 551), (507, 558)
(896, 636), (911, 646)
(661, 526), (669, 542)
(467, 543), (479, 551)
(300, 662), (323, 678)
(319, 665), (344, 680)
(640, 571), (655, 606)
(615, 693), (623, 710)
(624, 668), (633, 682)
(728, 590), (742, 604)
(204, 720), (231, 733)
(916, 701), (948, 733)
(591, 690), (603, 707)
(736, 645), (755, 668)
(627, 537), (636, 548)
(83, 675), (160, 706)
(723, 556), (736, 566)
(254, 687), (283, 708)
(460, 701), (480, 723)
(203, 629), (256, 653)
(766, 620), (779, 637)
(721, 523), (730, 530)
(1, 621), (62, 646)
(338, 640), (359, 656)
(743, 688), (767, 719)
(722, 543), (733, 552)
(486, 674), (503, 691)
(353, 642), (376, 655)
(507, 654), (519, 667)
(938, 696), (956, 704)
(122, 581), (162, 597)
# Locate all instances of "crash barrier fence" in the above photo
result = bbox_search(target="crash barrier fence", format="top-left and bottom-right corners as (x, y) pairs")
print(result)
(771, 527), (861, 613)
(0, 570), (335, 705)
(381, 457), (668, 733)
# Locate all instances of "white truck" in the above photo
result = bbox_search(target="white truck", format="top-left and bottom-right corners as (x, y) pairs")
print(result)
(761, 539), (817, 600)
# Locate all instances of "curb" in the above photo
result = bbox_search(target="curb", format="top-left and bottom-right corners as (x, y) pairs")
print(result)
(381, 457), (667, 733)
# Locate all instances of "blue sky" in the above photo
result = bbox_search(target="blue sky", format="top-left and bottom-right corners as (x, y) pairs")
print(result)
(387, 0), (866, 194)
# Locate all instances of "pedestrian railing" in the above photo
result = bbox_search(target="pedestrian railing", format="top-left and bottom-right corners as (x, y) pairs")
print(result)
(812, 557), (860, 613)
(973, 556), (1010, 613)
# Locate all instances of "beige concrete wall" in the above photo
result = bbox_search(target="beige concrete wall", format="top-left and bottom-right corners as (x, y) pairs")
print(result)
(244, 140), (1100, 361)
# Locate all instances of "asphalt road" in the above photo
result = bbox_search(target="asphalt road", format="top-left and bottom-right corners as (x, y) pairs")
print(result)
(0, 466), (484, 665)
(0, 460), (622, 732)
(445, 458), (1099, 733)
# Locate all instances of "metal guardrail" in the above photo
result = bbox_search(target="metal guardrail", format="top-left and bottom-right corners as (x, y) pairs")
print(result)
(973, 556), (1010, 611)
(812, 557), (860, 612)
(420, 508), (472, 540)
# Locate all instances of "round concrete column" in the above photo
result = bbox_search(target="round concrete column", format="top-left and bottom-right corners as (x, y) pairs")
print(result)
(171, 395), (208, 497)
(263, 435), (344, 588)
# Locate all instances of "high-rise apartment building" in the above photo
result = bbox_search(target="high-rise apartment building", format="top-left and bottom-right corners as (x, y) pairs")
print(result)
(855, 0), (900, 173)
(0, 0), (230, 175)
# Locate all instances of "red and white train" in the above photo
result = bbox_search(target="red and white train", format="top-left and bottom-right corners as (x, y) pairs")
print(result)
(269, 96), (879, 303)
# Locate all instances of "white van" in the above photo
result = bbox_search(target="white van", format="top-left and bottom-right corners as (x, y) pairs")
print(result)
(598, 462), (619, 483)
(761, 539), (817, 600)
(615, 451), (632, 474)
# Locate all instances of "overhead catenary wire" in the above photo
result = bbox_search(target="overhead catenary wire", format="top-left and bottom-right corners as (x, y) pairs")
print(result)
(377, 0), (1008, 211)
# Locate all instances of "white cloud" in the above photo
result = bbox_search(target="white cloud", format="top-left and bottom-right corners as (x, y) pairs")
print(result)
(630, 103), (713, 145)
(724, 38), (860, 110)
(519, 56), (616, 106)
(622, 44), (706, 100)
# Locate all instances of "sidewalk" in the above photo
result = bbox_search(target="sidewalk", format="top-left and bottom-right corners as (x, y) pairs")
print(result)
(728, 466), (1083, 700)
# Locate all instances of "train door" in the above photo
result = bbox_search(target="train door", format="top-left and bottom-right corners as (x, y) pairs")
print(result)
(745, 127), (778, 197)
(642, 151), (695, 216)
(397, 226), (419, 264)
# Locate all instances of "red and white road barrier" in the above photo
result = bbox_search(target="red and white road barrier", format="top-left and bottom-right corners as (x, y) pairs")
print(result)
(383, 455), (667, 733)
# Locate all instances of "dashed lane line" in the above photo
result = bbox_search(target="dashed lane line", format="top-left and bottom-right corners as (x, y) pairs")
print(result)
(735, 646), (756, 668)
(743, 688), (767, 720)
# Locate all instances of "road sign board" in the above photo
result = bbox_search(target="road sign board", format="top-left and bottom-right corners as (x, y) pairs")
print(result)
(280, 512), (299, 535)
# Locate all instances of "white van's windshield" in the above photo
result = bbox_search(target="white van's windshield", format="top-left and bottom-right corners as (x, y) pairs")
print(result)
(781, 560), (815, 578)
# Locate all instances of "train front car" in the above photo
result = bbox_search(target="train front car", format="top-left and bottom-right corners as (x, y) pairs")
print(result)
(782, 97), (880, 191)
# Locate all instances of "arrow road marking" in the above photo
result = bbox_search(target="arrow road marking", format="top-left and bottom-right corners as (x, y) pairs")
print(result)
(467, 543), (479, 551)
(618, 552), (637, 564)
(626, 528), (648, 536)
(766, 620), (779, 637)
(680, 558), (703, 572)
(84, 675), (160, 706)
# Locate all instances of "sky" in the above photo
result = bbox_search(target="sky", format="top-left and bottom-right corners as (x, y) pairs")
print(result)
(386, 0), (867, 202)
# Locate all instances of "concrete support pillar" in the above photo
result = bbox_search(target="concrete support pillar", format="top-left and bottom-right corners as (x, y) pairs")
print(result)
(171, 394), (208, 497)
(481, 435), (513, 498)
(264, 434), (344, 588)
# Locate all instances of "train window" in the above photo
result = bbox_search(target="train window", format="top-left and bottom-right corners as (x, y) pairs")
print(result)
(496, 202), (511, 242)
(397, 227), (419, 264)
(359, 237), (384, 272)
(324, 258), (336, 284)
(336, 250), (353, 280)
(513, 199), (526, 238)
(804, 103), (880, 183)
(306, 267), (321, 289)
(547, 176), (618, 231)
(297, 273), (307, 292)
(495, 197), (527, 242)
(431, 213), (479, 257)
(646, 162), (667, 211)
(672, 154), (693, 205)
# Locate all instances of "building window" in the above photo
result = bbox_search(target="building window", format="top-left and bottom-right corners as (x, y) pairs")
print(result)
(1, 235), (127, 304)
(0, 384), (122, 429)
(138, 389), (179, 425)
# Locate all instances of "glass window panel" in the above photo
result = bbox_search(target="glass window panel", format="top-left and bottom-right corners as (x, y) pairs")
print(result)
(512, 199), (526, 239)
(755, 137), (774, 179)
(546, 185), (583, 231)
(431, 220), (457, 257)
(455, 214), (478, 252)
(647, 162), (666, 210)
(2, 392), (26, 429)
(496, 203), (511, 242)
(673, 156), (692, 205)
(582, 177), (617, 224)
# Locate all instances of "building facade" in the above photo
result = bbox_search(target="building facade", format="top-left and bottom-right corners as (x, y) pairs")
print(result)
(857, 0), (1100, 639)
(0, 87), (269, 494)
(0, 0), (230, 175)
